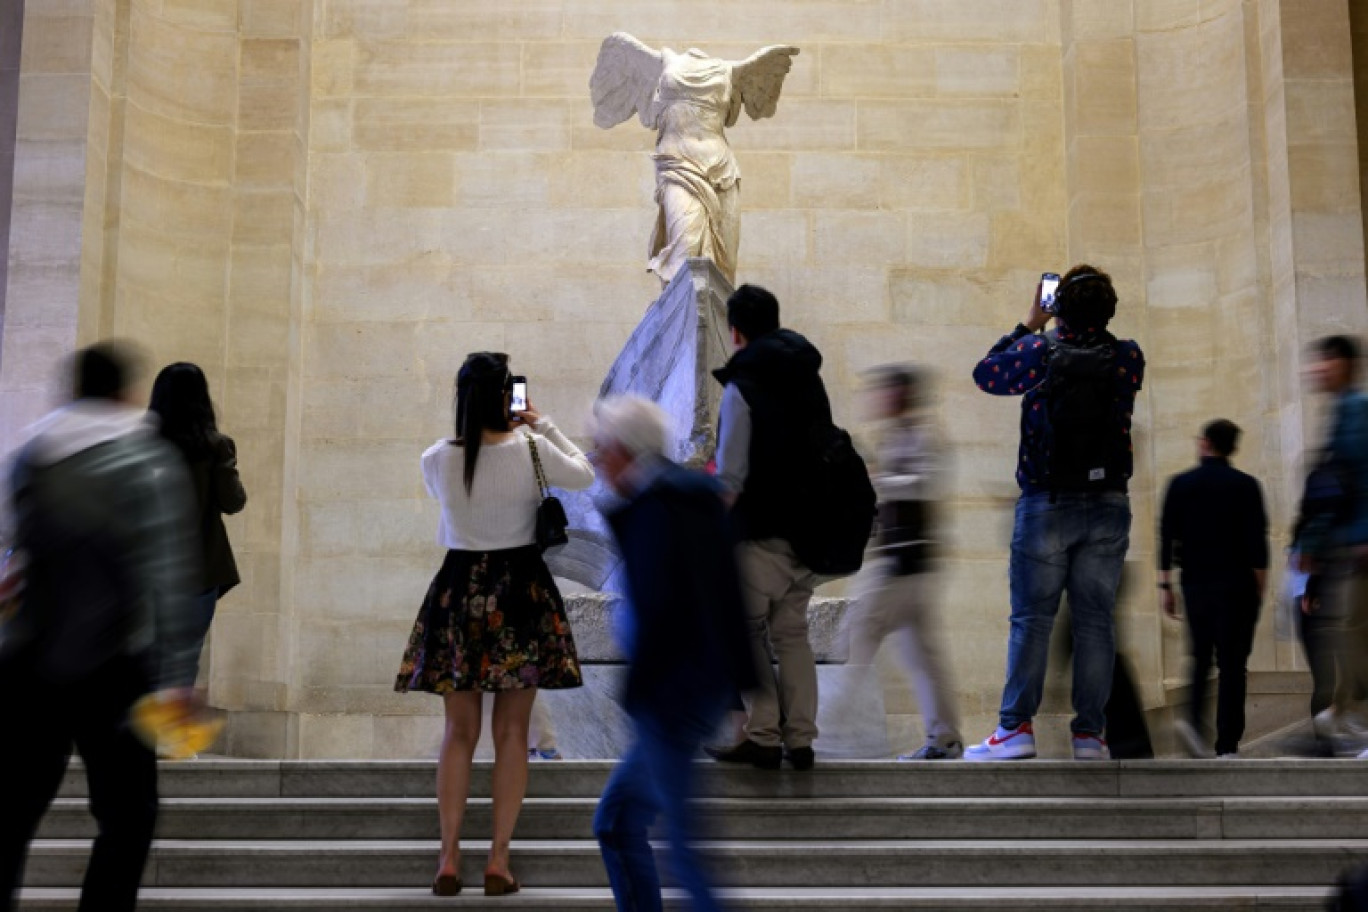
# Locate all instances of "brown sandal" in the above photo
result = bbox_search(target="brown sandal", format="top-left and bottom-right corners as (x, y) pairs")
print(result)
(432, 873), (463, 896)
(484, 872), (521, 896)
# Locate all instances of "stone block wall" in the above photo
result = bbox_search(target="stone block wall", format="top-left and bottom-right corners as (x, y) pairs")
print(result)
(2, 0), (1363, 757)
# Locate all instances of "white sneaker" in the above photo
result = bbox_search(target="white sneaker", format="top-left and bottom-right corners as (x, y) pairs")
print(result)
(1313, 708), (1341, 740)
(964, 722), (1037, 761)
(1358, 747), (1368, 760)
(1072, 732), (1110, 761)
(1174, 719), (1215, 759)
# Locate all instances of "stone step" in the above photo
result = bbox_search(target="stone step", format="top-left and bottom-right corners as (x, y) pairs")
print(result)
(23, 839), (1368, 889)
(56, 759), (1368, 800)
(12, 885), (1341, 911)
(35, 796), (1368, 841)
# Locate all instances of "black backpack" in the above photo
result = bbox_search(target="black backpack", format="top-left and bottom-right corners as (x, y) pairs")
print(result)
(1034, 338), (1127, 492)
(790, 423), (877, 578)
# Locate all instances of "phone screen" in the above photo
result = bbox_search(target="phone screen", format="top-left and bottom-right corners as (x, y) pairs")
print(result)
(510, 379), (528, 414)
(1040, 273), (1061, 313)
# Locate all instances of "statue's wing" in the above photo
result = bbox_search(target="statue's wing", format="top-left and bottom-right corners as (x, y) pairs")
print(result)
(727, 45), (800, 126)
(590, 32), (665, 129)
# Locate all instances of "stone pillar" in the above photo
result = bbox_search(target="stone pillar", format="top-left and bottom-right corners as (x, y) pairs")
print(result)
(211, 0), (308, 758)
(1261, 0), (1368, 668)
(0, 0), (94, 455)
(1060, 0), (1166, 709)
(0, 0), (23, 328)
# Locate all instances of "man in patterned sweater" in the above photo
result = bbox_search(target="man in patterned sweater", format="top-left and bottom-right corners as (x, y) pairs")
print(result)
(967, 266), (1145, 762)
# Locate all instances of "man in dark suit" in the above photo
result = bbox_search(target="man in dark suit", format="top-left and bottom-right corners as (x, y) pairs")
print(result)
(590, 395), (754, 912)
(1159, 419), (1269, 758)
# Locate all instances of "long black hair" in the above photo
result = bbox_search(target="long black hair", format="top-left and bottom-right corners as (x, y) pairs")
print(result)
(149, 362), (220, 460)
(453, 352), (513, 492)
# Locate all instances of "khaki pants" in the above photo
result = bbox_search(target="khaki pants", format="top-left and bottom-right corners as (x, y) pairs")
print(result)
(738, 539), (819, 750)
(1327, 562), (1368, 714)
(846, 559), (962, 748)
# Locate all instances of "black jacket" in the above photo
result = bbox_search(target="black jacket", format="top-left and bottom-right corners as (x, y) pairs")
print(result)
(182, 433), (247, 596)
(713, 328), (832, 543)
(1159, 457), (1269, 582)
(5, 408), (200, 689)
(606, 462), (756, 718)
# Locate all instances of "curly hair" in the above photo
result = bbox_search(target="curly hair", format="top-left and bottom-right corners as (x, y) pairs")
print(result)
(1056, 265), (1117, 333)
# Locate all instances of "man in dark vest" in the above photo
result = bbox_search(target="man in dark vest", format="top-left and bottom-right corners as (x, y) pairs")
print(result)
(1159, 419), (1269, 758)
(706, 284), (831, 771)
(968, 266), (1145, 761)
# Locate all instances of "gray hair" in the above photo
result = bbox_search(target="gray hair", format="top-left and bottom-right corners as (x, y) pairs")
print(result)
(593, 395), (671, 459)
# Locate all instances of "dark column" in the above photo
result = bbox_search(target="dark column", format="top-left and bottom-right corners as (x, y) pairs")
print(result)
(0, 0), (23, 329)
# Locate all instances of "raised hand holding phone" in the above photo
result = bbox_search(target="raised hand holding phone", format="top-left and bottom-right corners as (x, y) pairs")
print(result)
(1025, 274), (1056, 333)
(1039, 272), (1061, 312)
(513, 400), (543, 429)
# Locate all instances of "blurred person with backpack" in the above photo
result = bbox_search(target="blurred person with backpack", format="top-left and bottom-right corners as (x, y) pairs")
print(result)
(1294, 335), (1368, 754)
(0, 343), (200, 912)
(705, 285), (874, 772)
(967, 266), (1144, 761)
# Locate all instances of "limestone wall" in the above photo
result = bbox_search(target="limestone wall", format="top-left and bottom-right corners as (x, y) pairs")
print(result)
(1, 0), (1362, 757)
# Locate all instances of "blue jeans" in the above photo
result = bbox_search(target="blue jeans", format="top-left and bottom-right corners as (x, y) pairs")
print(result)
(594, 699), (725, 912)
(1000, 491), (1131, 735)
(187, 589), (219, 684)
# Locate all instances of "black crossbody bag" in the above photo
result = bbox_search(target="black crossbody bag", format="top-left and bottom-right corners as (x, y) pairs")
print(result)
(527, 436), (569, 552)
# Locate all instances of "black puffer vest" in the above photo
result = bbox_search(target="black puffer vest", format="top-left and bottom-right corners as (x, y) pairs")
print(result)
(713, 329), (832, 543)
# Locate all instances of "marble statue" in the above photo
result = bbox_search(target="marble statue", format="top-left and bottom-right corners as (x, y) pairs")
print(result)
(590, 33), (800, 285)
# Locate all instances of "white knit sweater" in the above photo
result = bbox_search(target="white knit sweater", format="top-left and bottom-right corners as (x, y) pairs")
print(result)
(421, 420), (595, 551)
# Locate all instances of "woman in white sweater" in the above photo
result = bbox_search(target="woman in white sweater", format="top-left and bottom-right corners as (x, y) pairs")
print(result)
(395, 352), (594, 897)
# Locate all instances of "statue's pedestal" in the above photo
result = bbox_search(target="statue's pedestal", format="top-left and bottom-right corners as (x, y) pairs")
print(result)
(534, 258), (902, 759)
(529, 593), (905, 761)
(546, 257), (734, 592)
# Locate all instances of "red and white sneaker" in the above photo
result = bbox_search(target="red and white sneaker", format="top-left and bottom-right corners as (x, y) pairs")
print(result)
(964, 722), (1037, 761)
(1072, 732), (1110, 760)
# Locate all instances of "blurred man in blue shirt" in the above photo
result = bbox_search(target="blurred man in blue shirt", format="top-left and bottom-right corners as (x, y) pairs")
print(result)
(1295, 335), (1368, 755)
(590, 395), (754, 912)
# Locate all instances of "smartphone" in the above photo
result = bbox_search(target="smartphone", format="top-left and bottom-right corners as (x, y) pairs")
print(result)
(1040, 272), (1061, 313)
(510, 377), (528, 415)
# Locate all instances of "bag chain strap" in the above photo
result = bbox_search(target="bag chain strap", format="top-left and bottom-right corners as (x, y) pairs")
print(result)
(528, 436), (550, 500)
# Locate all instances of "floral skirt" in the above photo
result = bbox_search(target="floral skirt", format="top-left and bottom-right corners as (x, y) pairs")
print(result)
(394, 547), (583, 694)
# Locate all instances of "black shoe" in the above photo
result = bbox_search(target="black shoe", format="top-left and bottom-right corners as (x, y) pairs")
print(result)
(787, 746), (815, 771)
(704, 739), (782, 770)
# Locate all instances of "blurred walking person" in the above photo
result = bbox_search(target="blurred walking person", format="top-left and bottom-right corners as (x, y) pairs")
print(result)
(842, 366), (963, 760)
(591, 395), (755, 912)
(394, 352), (593, 896)
(1294, 336), (1368, 753)
(149, 363), (247, 691)
(0, 343), (200, 912)
(1159, 419), (1269, 758)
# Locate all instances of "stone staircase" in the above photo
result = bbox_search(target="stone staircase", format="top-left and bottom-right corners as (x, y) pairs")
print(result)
(18, 759), (1368, 910)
